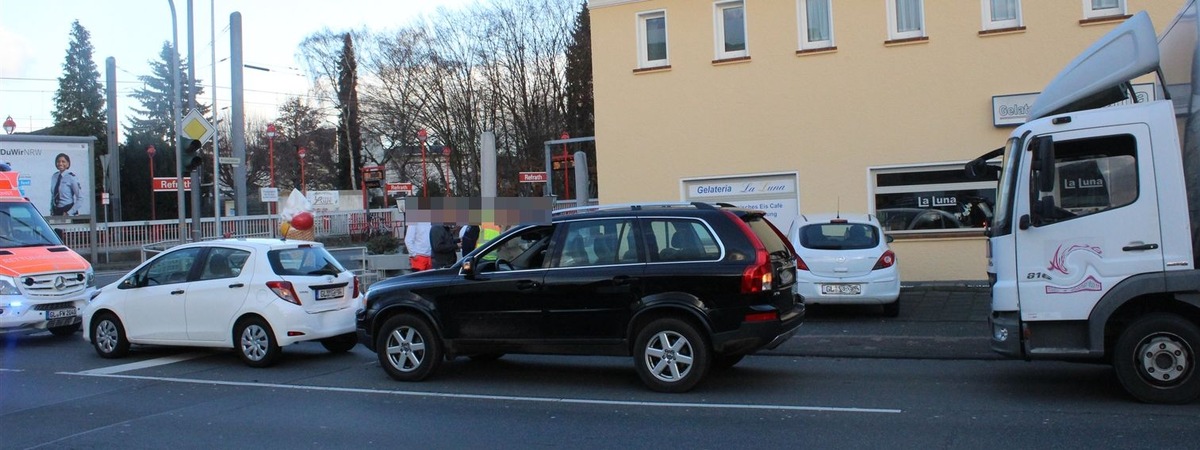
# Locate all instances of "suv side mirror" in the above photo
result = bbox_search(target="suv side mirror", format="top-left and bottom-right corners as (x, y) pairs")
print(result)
(461, 258), (475, 277)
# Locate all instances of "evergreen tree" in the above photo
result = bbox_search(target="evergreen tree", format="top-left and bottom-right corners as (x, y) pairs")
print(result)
(51, 20), (108, 195)
(336, 33), (364, 190)
(126, 42), (207, 144)
(564, 2), (594, 138)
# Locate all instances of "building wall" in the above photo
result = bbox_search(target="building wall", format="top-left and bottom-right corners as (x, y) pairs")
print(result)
(589, 0), (1181, 281)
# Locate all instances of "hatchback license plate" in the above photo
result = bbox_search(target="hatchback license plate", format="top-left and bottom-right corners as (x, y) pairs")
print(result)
(46, 308), (76, 319)
(821, 284), (861, 295)
(316, 287), (345, 300)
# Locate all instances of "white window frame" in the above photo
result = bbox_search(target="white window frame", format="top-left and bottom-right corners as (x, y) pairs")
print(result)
(1083, 0), (1126, 20)
(886, 0), (926, 41)
(714, 0), (749, 60)
(797, 0), (835, 50)
(981, 0), (1022, 31)
(637, 10), (669, 69)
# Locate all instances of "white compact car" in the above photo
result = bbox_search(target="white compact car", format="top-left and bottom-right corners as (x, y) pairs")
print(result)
(82, 238), (361, 367)
(788, 214), (901, 316)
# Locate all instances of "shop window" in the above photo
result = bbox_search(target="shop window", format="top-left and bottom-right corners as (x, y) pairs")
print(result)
(981, 0), (1021, 31)
(1083, 0), (1125, 20)
(886, 0), (925, 41)
(638, 10), (670, 69)
(714, 1), (748, 60)
(798, 0), (835, 51)
(871, 163), (998, 233)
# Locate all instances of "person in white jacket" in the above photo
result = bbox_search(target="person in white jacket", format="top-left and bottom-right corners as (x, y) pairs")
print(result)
(404, 221), (432, 271)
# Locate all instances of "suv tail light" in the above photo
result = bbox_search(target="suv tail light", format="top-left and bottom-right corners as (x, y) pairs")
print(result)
(267, 281), (302, 305)
(873, 250), (896, 270)
(724, 210), (774, 293)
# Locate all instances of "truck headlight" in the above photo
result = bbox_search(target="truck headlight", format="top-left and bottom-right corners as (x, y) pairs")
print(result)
(86, 269), (96, 288)
(0, 276), (20, 295)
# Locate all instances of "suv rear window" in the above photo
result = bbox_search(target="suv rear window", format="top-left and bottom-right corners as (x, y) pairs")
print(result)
(745, 216), (790, 255)
(268, 247), (346, 276)
(800, 223), (879, 250)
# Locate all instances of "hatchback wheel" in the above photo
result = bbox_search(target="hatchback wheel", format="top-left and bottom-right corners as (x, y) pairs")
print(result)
(882, 300), (900, 318)
(235, 317), (281, 368)
(376, 314), (442, 381)
(634, 318), (710, 393)
(92, 313), (130, 358)
(320, 332), (358, 353)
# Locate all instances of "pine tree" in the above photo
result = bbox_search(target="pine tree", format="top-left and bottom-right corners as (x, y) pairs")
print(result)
(127, 42), (207, 144)
(564, 2), (594, 138)
(51, 20), (108, 197)
(336, 33), (364, 190)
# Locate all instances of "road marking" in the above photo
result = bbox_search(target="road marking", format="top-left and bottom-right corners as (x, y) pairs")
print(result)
(76, 352), (212, 375)
(0, 368), (23, 372)
(58, 371), (901, 414)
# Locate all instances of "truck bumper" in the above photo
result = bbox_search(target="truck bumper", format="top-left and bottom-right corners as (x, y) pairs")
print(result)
(989, 310), (1023, 358)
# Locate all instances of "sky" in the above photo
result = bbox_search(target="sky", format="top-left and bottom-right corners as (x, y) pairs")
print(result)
(0, 0), (474, 139)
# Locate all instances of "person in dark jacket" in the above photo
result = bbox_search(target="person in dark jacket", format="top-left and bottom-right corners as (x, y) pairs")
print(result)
(459, 224), (480, 255)
(430, 224), (460, 269)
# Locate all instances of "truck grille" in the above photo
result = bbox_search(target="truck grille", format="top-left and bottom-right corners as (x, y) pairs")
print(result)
(34, 301), (76, 311)
(21, 273), (88, 298)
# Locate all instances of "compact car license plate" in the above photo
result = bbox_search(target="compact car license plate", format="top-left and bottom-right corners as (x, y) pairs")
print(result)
(46, 308), (76, 319)
(316, 287), (345, 300)
(820, 284), (862, 295)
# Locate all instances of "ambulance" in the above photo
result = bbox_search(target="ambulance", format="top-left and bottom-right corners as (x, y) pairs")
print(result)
(0, 172), (95, 336)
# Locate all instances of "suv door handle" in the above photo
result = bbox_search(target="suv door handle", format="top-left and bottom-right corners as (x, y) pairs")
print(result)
(612, 276), (638, 286)
(516, 280), (541, 290)
(171, 289), (185, 295)
(1123, 243), (1159, 252)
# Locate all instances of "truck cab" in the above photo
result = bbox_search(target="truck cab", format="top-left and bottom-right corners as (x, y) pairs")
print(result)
(0, 172), (96, 336)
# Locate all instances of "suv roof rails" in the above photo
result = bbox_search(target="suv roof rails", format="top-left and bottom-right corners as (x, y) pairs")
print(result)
(553, 201), (719, 216)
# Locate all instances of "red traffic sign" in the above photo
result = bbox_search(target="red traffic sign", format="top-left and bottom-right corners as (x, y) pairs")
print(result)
(153, 177), (193, 192)
(519, 172), (548, 183)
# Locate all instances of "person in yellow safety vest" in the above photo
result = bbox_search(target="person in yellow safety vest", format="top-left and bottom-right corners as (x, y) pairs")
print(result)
(479, 222), (503, 261)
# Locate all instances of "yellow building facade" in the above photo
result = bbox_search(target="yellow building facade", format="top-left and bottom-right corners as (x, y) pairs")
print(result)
(588, 0), (1181, 281)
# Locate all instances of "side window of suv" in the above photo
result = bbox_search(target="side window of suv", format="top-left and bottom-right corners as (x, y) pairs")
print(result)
(550, 218), (638, 268)
(644, 219), (720, 262)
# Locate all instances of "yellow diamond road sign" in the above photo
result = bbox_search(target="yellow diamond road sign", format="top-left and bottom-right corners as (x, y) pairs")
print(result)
(181, 109), (216, 144)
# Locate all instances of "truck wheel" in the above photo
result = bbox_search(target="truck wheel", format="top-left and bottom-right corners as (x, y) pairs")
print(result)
(376, 314), (442, 381)
(1113, 313), (1200, 404)
(634, 318), (710, 393)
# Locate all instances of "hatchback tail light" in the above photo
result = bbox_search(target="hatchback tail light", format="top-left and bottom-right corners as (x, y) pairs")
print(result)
(353, 276), (362, 298)
(267, 281), (302, 305)
(796, 255), (809, 271)
(724, 210), (774, 293)
(873, 250), (896, 270)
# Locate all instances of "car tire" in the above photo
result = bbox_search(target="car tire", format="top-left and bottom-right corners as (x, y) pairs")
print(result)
(1114, 313), (1200, 404)
(49, 322), (81, 337)
(711, 353), (745, 371)
(634, 317), (711, 393)
(92, 313), (130, 359)
(376, 314), (442, 381)
(882, 300), (900, 318)
(320, 332), (358, 353)
(234, 317), (281, 368)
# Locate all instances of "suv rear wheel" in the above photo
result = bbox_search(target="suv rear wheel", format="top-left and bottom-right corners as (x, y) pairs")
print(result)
(634, 318), (711, 393)
(377, 314), (442, 381)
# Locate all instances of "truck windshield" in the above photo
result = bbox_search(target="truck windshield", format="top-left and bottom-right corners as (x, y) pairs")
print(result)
(0, 202), (63, 248)
(990, 136), (1023, 237)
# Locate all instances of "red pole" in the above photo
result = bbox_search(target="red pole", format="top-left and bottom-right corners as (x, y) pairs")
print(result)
(443, 146), (452, 196)
(560, 132), (570, 199)
(418, 129), (429, 198)
(147, 145), (156, 220)
(298, 147), (307, 195)
(266, 124), (277, 215)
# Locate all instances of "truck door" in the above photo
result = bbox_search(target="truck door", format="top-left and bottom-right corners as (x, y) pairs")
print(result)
(1016, 125), (1162, 321)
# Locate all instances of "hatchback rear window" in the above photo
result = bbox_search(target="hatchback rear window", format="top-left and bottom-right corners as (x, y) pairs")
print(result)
(268, 247), (346, 276)
(800, 223), (879, 250)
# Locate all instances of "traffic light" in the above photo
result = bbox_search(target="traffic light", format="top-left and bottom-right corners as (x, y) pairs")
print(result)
(185, 139), (203, 172)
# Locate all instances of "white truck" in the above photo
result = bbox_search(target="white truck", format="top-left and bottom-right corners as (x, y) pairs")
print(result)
(968, 0), (1200, 403)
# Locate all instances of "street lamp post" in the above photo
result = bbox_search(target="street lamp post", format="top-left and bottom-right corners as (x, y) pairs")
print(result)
(298, 146), (307, 195)
(560, 132), (570, 199)
(147, 145), (157, 220)
(3, 116), (14, 135)
(265, 123), (277, 215)
(417, 129), (428, 197)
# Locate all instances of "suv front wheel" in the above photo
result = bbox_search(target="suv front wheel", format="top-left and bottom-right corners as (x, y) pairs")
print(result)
(377, 314), (442, 381)
(634, 318), (711, 393)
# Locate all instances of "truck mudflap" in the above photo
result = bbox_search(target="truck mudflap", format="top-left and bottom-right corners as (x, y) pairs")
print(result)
(989, 310), (1023, 358)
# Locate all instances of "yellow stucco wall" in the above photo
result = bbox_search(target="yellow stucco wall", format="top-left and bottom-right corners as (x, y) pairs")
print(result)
(589, 0), (1181, 281)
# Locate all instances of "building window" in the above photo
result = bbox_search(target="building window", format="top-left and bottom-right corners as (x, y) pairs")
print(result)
(1083, 0), (1125, 20)
(638, 10), (669, 69)
(886, 0), (925, 41)
(714, 1), (748, 60)
(870, 163), (998, 233)
(798, 0), (835, 50)
(981, 0), (1021, 31)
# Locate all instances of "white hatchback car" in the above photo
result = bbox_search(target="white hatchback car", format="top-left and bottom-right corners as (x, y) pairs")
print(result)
(83, 238), (361, 367)
(788, 214), (901, 316)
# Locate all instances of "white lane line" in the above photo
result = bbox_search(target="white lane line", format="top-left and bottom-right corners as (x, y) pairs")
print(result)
(0, 368), (24, 372)
(58, 371), (902, 414)
(76, 352), (212, 375)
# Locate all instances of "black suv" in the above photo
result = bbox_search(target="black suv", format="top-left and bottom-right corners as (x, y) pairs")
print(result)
(357, 202), (804, 392)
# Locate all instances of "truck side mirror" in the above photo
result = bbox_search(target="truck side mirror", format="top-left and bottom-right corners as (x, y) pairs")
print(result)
(1034, 137), (1056, 192)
